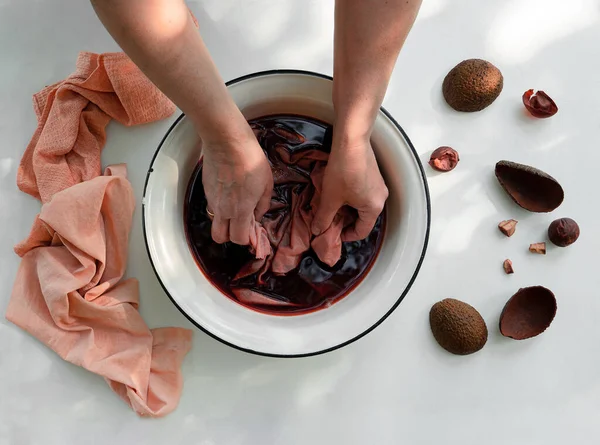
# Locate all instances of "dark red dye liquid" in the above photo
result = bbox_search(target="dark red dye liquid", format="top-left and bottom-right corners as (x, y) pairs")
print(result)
(184, 115), (385, 315)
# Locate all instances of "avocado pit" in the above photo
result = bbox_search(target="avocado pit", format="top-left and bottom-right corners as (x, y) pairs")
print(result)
(429, 298), (488, 355)
(442, 59), (503, 112)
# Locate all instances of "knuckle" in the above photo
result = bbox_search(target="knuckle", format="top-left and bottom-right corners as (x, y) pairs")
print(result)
(375, 194), (389, 211)
(369, 201), (385, 214)
(218, 207), (234, 220)
(382, 187), (390, 200)
(240, 208), (255, 220)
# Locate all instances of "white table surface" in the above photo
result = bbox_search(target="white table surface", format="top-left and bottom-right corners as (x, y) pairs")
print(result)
(2, 0), (599, 443)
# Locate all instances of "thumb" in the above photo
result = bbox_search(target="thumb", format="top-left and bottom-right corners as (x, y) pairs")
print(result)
(312, 199), (340, 236)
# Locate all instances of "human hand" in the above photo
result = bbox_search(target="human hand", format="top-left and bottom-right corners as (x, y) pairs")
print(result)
(202, 127), (273, 245)
(311, 136), (388, 242)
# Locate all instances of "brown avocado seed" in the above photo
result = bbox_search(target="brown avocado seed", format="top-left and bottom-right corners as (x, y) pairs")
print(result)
(429, 298), (488, 355)
(548, 218), (580, 247)
(442, 59), (503, 112)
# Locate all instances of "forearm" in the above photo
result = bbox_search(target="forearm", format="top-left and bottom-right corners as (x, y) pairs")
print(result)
(333, 0), (422, 142)
(90, 0), (247, 146)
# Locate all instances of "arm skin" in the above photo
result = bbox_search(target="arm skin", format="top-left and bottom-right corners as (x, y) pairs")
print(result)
(90, 0), (421, 245)
(90, 0), (273, 246)
(312, 0), (422, 241)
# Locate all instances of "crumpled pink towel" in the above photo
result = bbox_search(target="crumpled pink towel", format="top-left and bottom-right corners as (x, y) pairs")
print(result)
(8, 166), (192, 417)
(17, 51), (176, 203)
(7, 51), (192, 417)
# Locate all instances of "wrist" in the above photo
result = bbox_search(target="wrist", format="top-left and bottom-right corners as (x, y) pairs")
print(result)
(333, 101), (377, 146)
(332, 80), (384, 146)
(195, 106), (255, 152)
(332, 114), (373, 154)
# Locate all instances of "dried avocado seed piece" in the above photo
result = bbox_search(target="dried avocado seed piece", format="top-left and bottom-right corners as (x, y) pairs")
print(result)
(499, 286), (557, 340)
(498, 219), (518, 237)
(522, 89), (558, 118)
(529, 242), (546, 254)
(495, 160), (564, 213)
(429, 146), (459, 172)
(429, 298), (488, 355)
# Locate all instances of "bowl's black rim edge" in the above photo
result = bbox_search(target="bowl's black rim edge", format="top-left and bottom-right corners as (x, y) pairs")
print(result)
(141, 68), (431, 359)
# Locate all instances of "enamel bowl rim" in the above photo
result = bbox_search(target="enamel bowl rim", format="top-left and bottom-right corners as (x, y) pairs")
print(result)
(142, 69), (431, 357)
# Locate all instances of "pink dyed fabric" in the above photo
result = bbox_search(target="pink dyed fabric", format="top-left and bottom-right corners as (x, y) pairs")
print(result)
(7, 52), (192, 417)
(17, 52), (176, 203)
(232, 147), (355, 307)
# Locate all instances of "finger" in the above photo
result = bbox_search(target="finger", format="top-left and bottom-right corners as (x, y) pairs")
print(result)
(229, 213), (253, 245)
(211, 215), (230, 244)
(254, 187), (272, 221)
(342, 211), (379, 242)
(312, 200), (341, 236)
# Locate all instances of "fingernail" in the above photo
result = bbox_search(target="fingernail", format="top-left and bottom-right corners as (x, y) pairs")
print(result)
(312, 226), (322, 236)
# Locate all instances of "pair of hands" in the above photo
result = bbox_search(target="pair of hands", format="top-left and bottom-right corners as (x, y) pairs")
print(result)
(202, 123), (388, 246)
